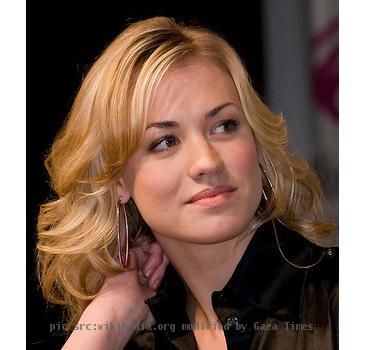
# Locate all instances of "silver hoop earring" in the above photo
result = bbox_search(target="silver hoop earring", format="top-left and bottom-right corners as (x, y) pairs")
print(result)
(261, 188), (268, 202)
(261, 167), (278, 201)
(117, 198), (129, 268)
(271, 220), (325, 269)
(260, 166), (325, 269)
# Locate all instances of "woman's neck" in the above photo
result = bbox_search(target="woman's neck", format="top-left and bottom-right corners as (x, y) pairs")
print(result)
(153, 228), (256, 325)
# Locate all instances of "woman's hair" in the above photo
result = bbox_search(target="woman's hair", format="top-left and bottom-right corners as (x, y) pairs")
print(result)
(36, 16), (335, 330)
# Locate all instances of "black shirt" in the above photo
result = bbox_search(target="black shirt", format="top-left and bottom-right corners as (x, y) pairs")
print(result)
(126, 221), (338, 350)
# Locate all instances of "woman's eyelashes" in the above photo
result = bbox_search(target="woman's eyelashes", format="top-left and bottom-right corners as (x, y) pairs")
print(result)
(148, 134), (180, 152)
(210, 118), (239, 135)
(148, 118), (240, 153)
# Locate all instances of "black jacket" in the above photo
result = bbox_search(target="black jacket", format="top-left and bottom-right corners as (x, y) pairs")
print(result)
(126, 221), (338, 350)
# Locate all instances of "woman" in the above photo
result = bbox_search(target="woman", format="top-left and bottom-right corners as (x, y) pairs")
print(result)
(37, 16), (338, 349)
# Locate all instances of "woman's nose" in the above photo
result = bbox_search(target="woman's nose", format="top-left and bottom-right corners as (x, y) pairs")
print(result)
(187, 139), (225, 180)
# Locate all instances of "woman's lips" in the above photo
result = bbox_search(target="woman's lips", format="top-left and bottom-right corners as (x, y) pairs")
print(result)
(186, 185), (236, 207)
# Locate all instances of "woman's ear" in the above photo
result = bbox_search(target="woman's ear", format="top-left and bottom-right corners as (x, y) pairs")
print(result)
(116, 177), (131, 204)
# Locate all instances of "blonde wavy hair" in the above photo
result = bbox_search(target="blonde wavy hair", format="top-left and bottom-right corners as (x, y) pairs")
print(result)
(36, 16), (335, 330)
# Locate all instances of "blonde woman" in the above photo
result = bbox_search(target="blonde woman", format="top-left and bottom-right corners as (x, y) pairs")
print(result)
(37, 16), (338, 350)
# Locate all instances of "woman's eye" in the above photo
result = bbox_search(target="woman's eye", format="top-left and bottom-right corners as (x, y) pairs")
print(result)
(211, 119), (239, 134)
(149, 135), (180, 152)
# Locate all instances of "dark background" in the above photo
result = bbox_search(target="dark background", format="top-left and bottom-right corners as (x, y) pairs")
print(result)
(27, 2), (263, 349)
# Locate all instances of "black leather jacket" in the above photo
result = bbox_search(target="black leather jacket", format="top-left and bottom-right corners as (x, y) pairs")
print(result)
(126, 221), (338, 350)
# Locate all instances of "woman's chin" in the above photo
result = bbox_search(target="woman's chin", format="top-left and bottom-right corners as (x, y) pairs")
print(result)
(160, 224), (251, 245)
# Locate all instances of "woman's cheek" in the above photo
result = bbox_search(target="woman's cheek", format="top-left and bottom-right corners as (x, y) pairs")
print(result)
(133, 165), (178, 207)
(228, 136), (259, 168)
(228, 140), (262, 201)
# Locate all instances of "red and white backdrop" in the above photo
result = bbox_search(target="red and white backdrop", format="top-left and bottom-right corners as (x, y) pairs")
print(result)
(262, 0), (338, 227)
(310, 0), (339, 223)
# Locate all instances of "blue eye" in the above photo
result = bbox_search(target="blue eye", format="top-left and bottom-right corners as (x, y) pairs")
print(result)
(149, 134), (180, 152)
(211, 119), (239, 134)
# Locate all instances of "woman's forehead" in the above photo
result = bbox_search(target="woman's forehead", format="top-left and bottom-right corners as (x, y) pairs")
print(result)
(147, 57), (240, 123)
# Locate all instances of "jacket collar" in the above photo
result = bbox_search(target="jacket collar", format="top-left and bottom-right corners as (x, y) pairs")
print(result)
(223, 220), (325, 320)
(146, 220), (326, 330)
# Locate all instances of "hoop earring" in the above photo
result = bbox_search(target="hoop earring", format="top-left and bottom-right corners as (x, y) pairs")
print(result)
(261, 188), (268, 202)
(117, 198), (129, 268)
(271, 219), (324, 269)
(260, 166), (325, 269)
(261, 166), (278, 201)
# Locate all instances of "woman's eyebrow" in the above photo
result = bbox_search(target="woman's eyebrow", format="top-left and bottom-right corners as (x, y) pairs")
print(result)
(146, 102), (236, 130)
(206, 102), (235, 118)
(146, 120), (179, 130)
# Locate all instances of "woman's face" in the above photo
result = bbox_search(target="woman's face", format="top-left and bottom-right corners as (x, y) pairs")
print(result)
(120, 56), (262, 244)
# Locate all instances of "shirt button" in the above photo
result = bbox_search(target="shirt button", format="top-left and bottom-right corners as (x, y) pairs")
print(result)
(326, 248), (336, 257)
(227, 316), (239, 328)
